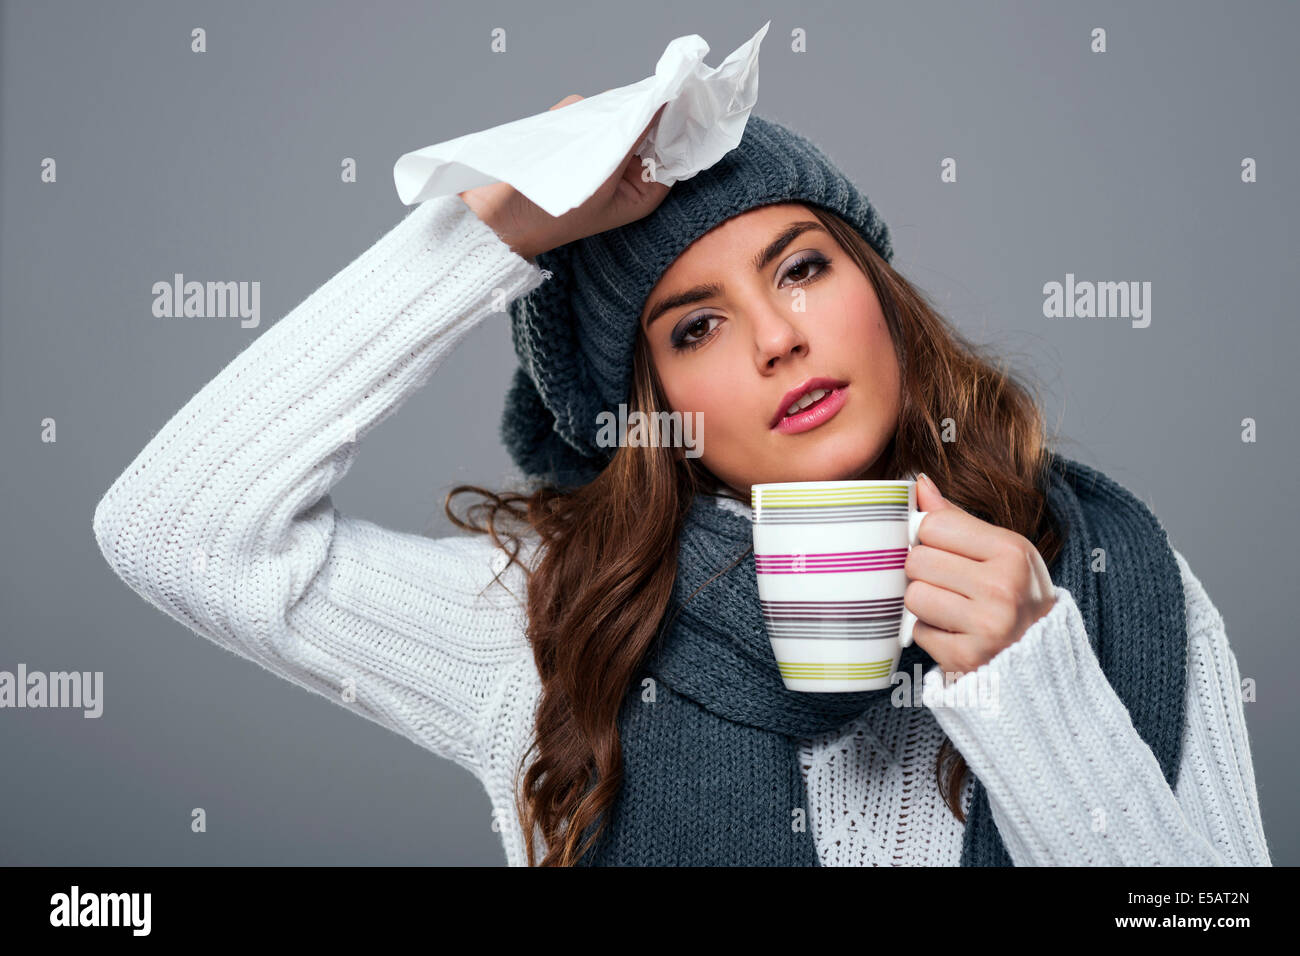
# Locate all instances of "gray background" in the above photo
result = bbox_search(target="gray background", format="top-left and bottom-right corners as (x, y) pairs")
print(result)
(2, 0), (1295, 865)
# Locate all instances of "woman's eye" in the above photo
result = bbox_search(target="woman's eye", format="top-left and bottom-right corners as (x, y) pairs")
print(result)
(781, 253), (829, 285)
(672, 315), (720, 351)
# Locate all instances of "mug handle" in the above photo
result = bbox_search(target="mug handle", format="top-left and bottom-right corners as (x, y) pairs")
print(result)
(898, 509), (929, 648)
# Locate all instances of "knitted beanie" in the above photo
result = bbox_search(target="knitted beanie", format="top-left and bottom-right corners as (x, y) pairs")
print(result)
(500, 113), (895, 487)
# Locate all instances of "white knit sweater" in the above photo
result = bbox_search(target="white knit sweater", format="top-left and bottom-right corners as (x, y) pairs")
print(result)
(92, 194), (1272, 867)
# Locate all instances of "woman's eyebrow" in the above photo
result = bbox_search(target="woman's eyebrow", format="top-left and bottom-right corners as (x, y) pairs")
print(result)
(642, 221), (828, 329)
(752, 220), (825, 273)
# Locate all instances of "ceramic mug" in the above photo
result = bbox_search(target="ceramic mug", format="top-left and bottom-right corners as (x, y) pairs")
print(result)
(751, 479), (929, 692)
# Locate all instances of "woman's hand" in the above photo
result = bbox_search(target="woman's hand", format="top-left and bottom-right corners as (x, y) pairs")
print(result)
(459, 94), (671, 261)
(905, 472), (1058, 683)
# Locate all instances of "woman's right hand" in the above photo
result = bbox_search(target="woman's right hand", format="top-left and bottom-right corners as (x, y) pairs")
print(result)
(458, 95), (671, 261)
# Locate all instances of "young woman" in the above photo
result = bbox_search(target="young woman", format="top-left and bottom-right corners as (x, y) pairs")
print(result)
(92, 98), (1272, 867)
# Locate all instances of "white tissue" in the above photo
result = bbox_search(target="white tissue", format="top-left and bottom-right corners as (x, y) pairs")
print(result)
(392, 21), (770, 217)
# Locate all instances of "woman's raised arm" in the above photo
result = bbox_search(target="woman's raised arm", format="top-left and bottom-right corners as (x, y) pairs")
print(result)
(92, 194), (545, 779)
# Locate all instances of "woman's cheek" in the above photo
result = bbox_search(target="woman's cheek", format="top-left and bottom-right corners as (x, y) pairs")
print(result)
(696, 384), (735, 428)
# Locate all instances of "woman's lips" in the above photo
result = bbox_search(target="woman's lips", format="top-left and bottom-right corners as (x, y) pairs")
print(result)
(772, 385), (848, 434)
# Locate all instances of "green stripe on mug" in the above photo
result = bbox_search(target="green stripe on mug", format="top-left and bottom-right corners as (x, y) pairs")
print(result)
(777, 660), (895, 678)
(753, 487), (909, 509)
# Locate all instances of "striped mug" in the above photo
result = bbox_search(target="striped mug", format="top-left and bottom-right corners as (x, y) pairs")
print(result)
(751, 480), (929, 692)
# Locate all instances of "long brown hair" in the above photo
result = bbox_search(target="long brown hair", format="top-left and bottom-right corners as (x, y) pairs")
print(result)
(444, 203), (1067, 865)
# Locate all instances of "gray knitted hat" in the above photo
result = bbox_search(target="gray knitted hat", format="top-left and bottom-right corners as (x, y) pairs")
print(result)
(500, 113), (894, 487)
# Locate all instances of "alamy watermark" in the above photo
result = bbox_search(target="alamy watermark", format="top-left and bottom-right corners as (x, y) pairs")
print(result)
(595, 404), (703, 458)
(0, 664), (103, 718)
(1042, 273), (1151, 328)
(890, 662), (1002, 714)
(152, 273), (261, 329)
(49, 885), (150, 935)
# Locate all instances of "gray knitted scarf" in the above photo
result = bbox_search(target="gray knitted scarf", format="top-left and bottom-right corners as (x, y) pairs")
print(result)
(575, 453), (1187, 865)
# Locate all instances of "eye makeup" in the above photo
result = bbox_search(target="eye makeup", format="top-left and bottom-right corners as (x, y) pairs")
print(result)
(669, 252), (833, 353)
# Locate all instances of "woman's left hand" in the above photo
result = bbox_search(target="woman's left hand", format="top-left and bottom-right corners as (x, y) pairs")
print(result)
(904, 473), (1058, 682)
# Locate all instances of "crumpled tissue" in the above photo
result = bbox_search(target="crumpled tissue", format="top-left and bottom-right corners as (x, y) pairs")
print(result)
(392, 21), (770, 217)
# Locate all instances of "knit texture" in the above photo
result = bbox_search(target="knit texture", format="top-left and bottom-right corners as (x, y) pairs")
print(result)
(573, 453), (1189, 866)
(90, 194), (1271, 866)
(500, 113), (894, 487)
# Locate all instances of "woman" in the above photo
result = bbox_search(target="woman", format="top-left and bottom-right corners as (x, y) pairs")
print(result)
(92, 98), (1272, 867)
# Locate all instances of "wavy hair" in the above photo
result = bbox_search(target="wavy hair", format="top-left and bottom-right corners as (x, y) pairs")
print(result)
(444, 203), (1066, 865)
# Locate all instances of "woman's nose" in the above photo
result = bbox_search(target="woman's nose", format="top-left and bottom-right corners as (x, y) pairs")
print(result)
(752, 302), (808, 368)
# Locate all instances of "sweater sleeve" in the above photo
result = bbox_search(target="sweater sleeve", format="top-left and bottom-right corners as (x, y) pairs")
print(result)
(922, 549), (1272, 866)
(91, 194), (546, 780)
